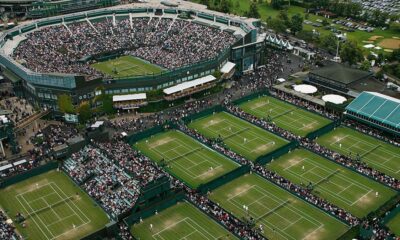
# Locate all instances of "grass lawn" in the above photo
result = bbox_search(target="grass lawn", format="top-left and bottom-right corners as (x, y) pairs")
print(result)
(188, 111), (289, 161)
(134, 130), (240, 188)
(131, 201), (237, 240)
(195, 0), (398, 52)
(91, 55), (165, 77)
(209, 173), (349, 240)
(316, 127), (400, 180)
(238, 96), (332, 137)
(0, 170), (109, 240)
(267, 148), (397, 218)
(386, 211), (400, 236)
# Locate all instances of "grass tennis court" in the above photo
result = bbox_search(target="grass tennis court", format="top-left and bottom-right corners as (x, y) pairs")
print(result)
(134, 130), (240, 188)
(0, 170), (109, 240)
(386, 211), (400, 236)
(267, 149), (397, 218)
(317, 127), (400, 179)
(238, 96), (332, 137)
(188, 111), (289, 161)
(91, 55), (164, 77)
(131, 201), (237, 240)
(209, 173), (349, 240)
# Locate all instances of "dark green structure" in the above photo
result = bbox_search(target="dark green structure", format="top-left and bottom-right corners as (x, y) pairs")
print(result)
(345, 91), (400, 136)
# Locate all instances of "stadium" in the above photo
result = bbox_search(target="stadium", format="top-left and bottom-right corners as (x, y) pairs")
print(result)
(0, 0), (264, 110)
(0, 0), (399, 240)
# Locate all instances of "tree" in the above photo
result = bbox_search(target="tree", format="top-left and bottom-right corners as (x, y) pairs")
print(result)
(290, 14), (303, 35)
(297, 30), (315, 42)
(340, 41), (364, 65)
(320, 33), (337, 53)
(360, 60), (371, 71)
(76, 101), (92, 123)
(322, 19), (329, 26)
(271, 0), (284, 10)
(278, 10), (290, 26)
(267, 17), (287, 33)
(218, 0), (231, 13)
(246, 2), (260, 18)
(57, 94), (74, 114)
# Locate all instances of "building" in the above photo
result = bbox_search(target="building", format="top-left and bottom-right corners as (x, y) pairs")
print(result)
(345, 91), (400, 136)
(307, 62), (372, 94)
(0, 114), (18, 156)
(0, 0), (264, 110)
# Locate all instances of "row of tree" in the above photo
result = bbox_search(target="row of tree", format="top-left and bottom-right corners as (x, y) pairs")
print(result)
(267, 10), (304, 35)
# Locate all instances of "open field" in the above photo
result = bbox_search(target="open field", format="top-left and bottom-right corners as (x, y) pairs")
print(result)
(0, 170), (109, 240)
(267, 149), (397, 218)
(209, 173), (349, 240)
(91, 55), (164, 77)
(386, 212), (400, 236)
(134, 130), (240, 188)
(238, 96), (332, 137)
(316, 127), (400, 180)
(378, 38), (400, 49)
(188, 111), (288, 161)
(131, 201), (237, 240)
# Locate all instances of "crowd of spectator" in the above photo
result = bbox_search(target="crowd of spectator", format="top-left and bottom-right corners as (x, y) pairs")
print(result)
(13, 17), (236, 79)
(64, 145), (141, 217)
(0, 210), (20, 240)
(0, 97), (35, 125)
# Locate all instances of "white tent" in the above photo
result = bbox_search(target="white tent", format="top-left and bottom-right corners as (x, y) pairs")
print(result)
(277, 78), (286, 83)
(293, 84), (318, 94)
(322, 94), (347, 104)
(363, 44), (375, 49)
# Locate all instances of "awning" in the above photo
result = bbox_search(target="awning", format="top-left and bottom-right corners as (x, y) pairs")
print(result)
(13, 159), (27, 166)
(0, 164), (13, 171)
(90, 121), (104, 128)
(277, 78), (286, 83)
(220, 61), (236, 74)
(163, 75), (216, 95)
(113, 93), (147, 102)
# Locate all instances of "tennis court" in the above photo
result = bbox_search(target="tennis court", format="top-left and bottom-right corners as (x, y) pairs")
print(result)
(316, 127), (400, 179)
(188, 111), (289, 161)
(134, 130), (240, 188)
(238, 96), (332, 137)
(131, 201), (237, 240)
(267, 149), (397, 218)
(386, 211), (400, 236)
(91, 55), (164, 77)
(209, 173), (349, 240)
(0, 170), (109, 240)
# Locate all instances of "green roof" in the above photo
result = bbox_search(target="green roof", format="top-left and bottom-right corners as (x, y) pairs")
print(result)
(346, 92), (400, 129)
(310, 63), (372, 85)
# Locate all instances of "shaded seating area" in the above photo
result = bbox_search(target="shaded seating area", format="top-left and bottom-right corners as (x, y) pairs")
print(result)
(163, 75), (217, 101)
(112, 93), (147, 110)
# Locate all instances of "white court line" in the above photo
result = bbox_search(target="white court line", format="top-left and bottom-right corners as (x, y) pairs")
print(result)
(16, 194), (51, 240)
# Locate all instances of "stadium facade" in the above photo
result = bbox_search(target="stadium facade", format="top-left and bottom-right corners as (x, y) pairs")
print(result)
(0, 1), (265, 110)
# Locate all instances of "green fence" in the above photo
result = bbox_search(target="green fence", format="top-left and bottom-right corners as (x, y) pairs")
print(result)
(127, 124), (166, 145)
(198, 165), (250, 194)
(306, 121), (339, 140)
(182, 105), (225, 123)
(0, 161), (58, 188)
(232, 90), (270, 105)
(255, 141), (299, 165)
(124, 190), (185, 227)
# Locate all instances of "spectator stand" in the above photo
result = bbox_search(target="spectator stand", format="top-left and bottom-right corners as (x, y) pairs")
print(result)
(163, 75), (217, 101)
(220, 61), (236, 79)
(113, 93), (148, 110)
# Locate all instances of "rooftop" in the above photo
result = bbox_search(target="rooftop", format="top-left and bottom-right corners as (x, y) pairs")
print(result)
(310, 62), (372, 85)
(345, 91), (400, 129)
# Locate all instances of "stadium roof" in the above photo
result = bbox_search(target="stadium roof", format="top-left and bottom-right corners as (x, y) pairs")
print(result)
(310, 63), (372, 85)
(163, 75), (216, 95)
(345, 92), (400, 129)
(113, 93), (147, 102)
